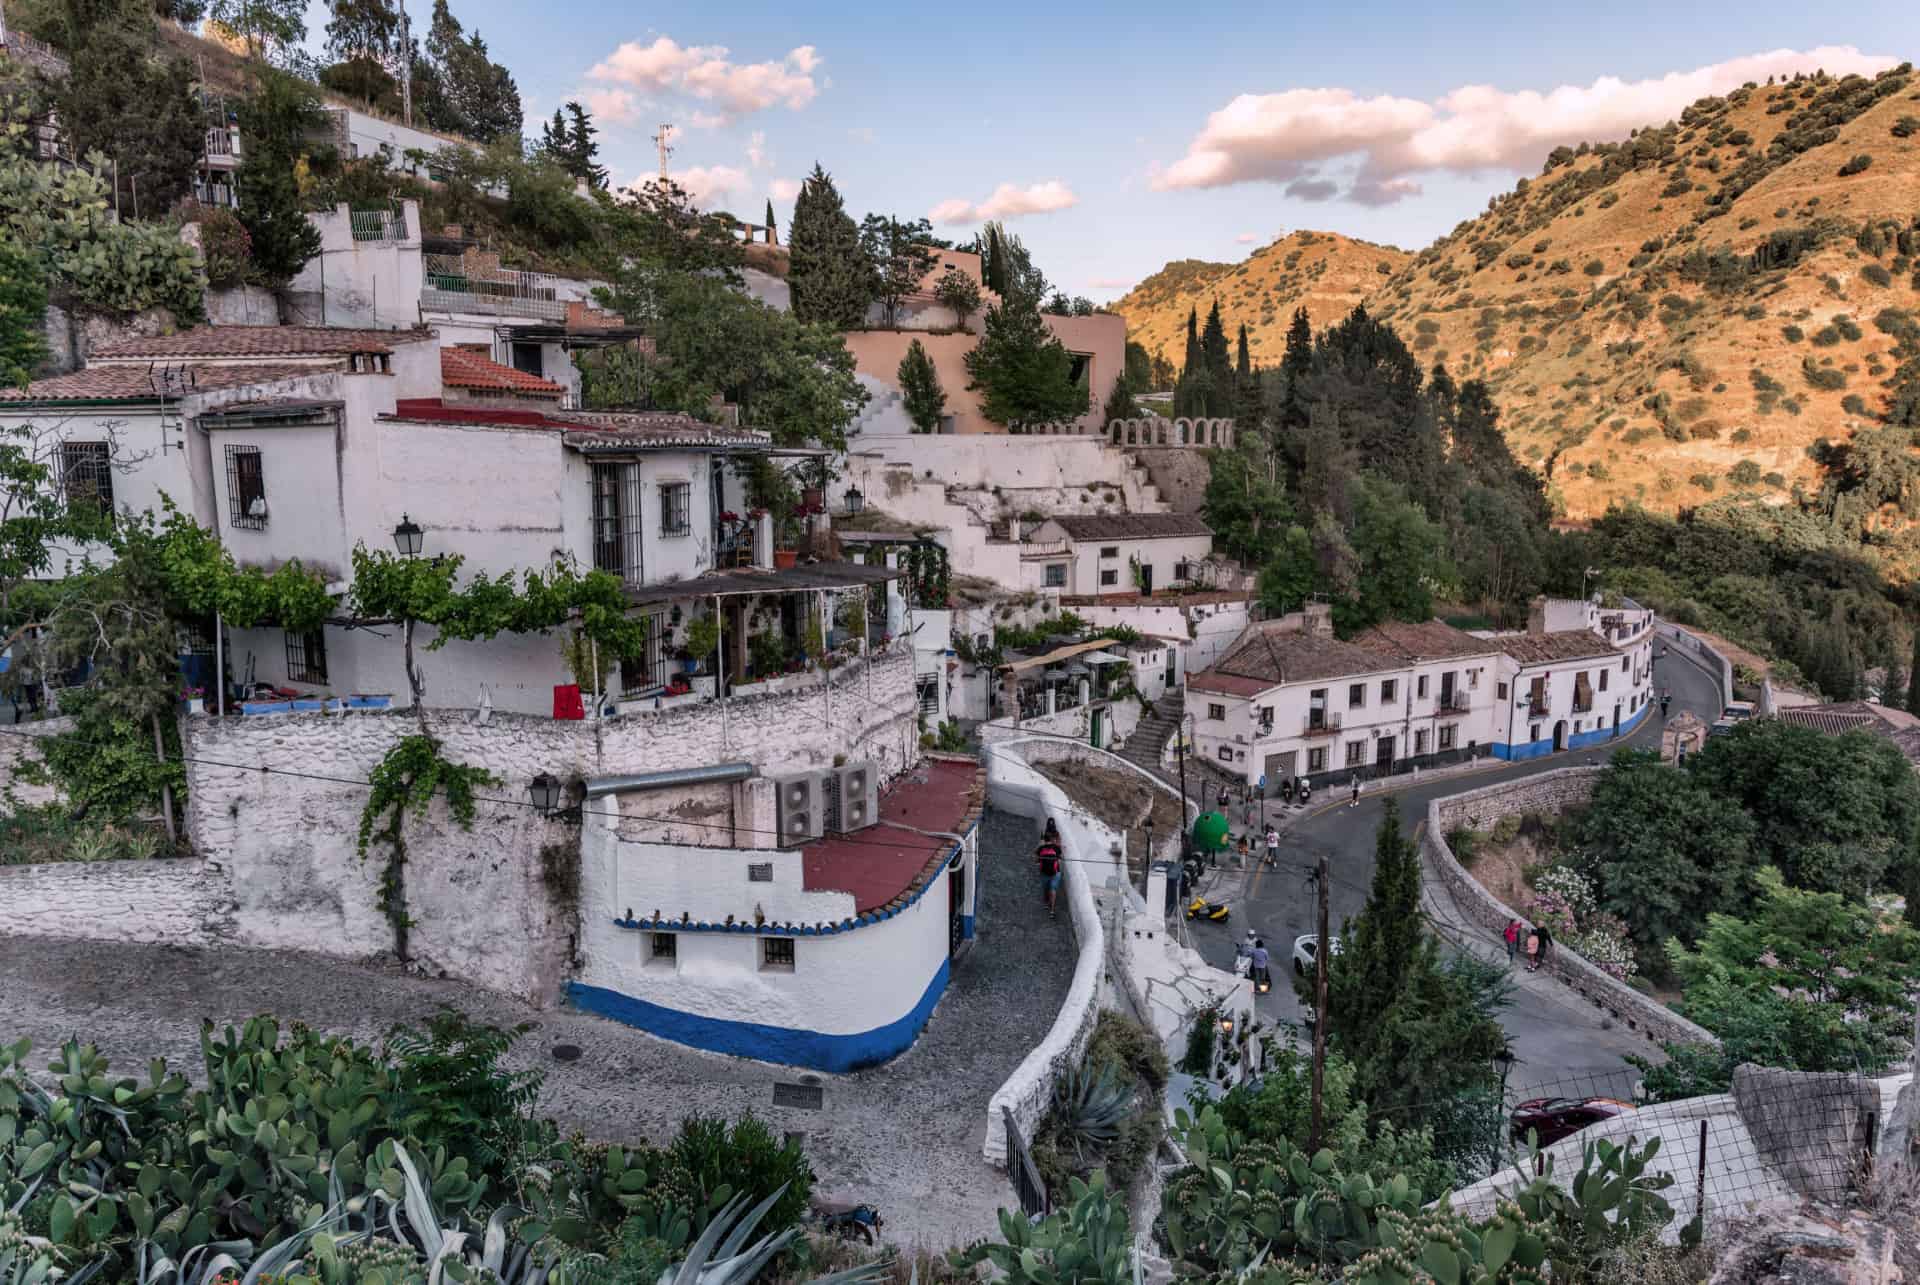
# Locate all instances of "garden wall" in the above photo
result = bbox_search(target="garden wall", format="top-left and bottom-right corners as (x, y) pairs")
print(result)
(0, 716), (72, 808)
(1424, 768), (1720, 1050)
(1656, 621), (1733, 709)
(0, 858), (234, 943)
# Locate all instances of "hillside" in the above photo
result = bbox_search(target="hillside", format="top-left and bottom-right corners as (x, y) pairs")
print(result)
(1369, 63), (1920, 521)
(1112, 231), (1411, 371)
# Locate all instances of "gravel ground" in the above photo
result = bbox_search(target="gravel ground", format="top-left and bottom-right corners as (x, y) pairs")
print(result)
(0, 805), (1073, 1250)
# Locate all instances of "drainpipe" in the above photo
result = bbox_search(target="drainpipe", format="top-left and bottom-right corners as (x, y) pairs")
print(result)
(214, 611), (225, 717)
(583, 761), (756, 798)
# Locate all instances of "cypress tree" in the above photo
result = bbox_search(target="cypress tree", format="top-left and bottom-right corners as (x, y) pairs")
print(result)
(765, 197), (777, 241)
(897, 339), (946, 433)
(1907, 623), (1920, 717)
(236, 71), (326, 284)
(787, 163), (873, 327)
(1183, 307), (1200, 376)
(1235, 323), (1252, 382)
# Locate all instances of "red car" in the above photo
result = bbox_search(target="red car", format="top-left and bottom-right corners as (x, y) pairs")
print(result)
(1508, 1096), (1635, 1147)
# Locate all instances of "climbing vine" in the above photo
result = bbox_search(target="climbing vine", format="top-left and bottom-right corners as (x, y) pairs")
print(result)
(901, 540), (951, 609)
(356, 734), (500, 960)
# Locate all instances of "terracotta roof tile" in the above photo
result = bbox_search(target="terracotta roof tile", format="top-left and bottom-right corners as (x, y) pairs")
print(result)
(1494, 629), (1620, 665)
(1193, 622), (1397, 693)
(89, 325), (433, 360)
(439, 347), (564, 396)
(1350, 618), (1501, 663)
(1048, 513), (1213, 541)
(2, 363), (334, 402)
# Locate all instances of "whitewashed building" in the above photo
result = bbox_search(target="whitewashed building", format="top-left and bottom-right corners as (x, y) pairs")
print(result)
(1489, 600), (1656, 758)
(1023, 513), (1215, 597)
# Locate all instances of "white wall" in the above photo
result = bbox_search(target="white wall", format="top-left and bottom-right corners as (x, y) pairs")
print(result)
(1029, 524), (1212, 596)
(284, 203), (425, 331)
(1498, 642), (1654, 751)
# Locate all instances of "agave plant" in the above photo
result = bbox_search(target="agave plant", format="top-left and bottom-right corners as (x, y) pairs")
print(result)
(652, 1186), (886, 1285)
(1051, 1063), (1136, 1163)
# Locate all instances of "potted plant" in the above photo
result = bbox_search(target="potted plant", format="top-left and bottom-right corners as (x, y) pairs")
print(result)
(683, 613), (720, 673)
(180, 686), (205, 716)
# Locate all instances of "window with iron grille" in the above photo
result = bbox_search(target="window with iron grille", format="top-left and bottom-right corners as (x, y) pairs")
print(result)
(591, 464), (644, 583)
(659, 482), (691, 536)
(916, 674), (940, 717)
(225, 445), (267, 529)
(1345, 739), (1366, 767)
(617, 611), (668, 693)
(648, 933), (676, 965)
(1099, 568), (1117, 586)
(1439, 724), (1457, 751)
(1043, 563), (1066, 588)
(761, 937), (795, 971)
(285, 627), (328, 684)
(59, 442), (113, 515)
(1308, 747), (1327, 772)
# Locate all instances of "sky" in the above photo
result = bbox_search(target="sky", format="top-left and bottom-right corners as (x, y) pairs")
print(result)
(342, 0), (1910, 302)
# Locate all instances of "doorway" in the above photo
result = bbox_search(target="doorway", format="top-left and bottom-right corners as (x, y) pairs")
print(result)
(948, 862), (968, 954)
(1138, 562), (1154, 596)
(1264, 750), (1296, 796)
(1164, 648), (1177, 691)
(1090, 707), (1105, 749)
(1612, 703), (1621, 737)
(1376, 736), (1395, 772)
(1552, 720), (1567, 752)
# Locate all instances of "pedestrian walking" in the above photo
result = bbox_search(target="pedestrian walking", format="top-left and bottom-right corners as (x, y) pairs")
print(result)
(1536, 924), (1553, 966)
(1235, 833), (1251, 867)
(1349, 776), (1361, 809)
(1263, 824), (1280, 868)
(1525, 929), (1541, 971)
(1249, 938), (1271, 991)
(1504, 918), (1522, 965)
(1035, 820), (1063, 920)
(1660, 691), (1671, 719)
(1217, 784), (1231, 813)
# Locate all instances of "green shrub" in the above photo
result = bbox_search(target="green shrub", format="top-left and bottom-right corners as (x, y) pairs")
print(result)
(665, 1113), (814, 1233)
(1837, 153), (1873, 176)
(1729, 459), (1763, 486)
(1802, 356), (1846, 390)
(1862, 264), (1893, 287)
(1583, 258), (1606, 276)
(1782, 324), (1804, 342)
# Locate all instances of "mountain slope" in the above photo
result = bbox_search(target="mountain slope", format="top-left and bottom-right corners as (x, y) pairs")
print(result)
(1113, 232), (1411, 371)
(1368, 63), (1920, 521)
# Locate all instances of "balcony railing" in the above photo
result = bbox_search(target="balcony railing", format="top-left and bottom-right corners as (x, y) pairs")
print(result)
(1017, 539), (1071, 560)
(1528, 700), (1548, 717)
(350, 209), (407, 242)
(1302, 711), (1342, 737)
(421, 253), (568, 320)
(1437, 694), (1471, 714)
(203, 127), (241, 161)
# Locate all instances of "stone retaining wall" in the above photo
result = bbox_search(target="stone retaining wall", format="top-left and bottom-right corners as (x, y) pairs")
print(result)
(0, 858), (235, 943)
(1424, 768), (1720, 1050)
(1657, 621), (1733, 708)
(0, 716), (71, 807)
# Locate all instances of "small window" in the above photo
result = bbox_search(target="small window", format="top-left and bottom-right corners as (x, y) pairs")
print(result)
(1217, 746), (1233, 762)
(648, 932), (677, 966)
(1622, 656), (1630, 672)
(1380, 679), (1397, 703)
(1497, 682), (1509, 700)
(1099, 568), (1118, 586)
(1256, 705), (1272, 728)
(1439, 724), (1457, 751)
(1207, 702), (1226, 721)
(761, 937), (796, 972)
(659, 482), (691, 536)
(1173, 560), (1190, 581)
(1308, 747), (1327, 772)
(1600, 669), (1609, 691)
(1416, 674), (1428, 699)
(1043, 564), (1066, 588)
(285, 627), (328, 684)
(1345, 739), (1366, 767)
(225, 445), (267, 529)
(1348, 683), (1365, 708)
(59, 441), (113, 515)
(1529, 723), (1541, 741)
(1099, 545), (1119, 558)
(1414, 729), (1429, 754)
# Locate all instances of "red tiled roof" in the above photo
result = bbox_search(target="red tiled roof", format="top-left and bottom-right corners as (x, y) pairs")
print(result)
(1, 363), (333, 402)
(1495, 629), (1620, 665)
(802, 757), (983, 913)
(382, 399), (773, 448)
(439, 347), (564, 396)
(1350, 618), (1501, 663)
(89, 325), (434, 360)
(1048, 513), (1213, 541)
(1193, 621), (1398, 694)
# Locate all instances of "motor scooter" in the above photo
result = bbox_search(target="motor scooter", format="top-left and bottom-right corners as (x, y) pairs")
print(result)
(1296, 776), (1312, 806)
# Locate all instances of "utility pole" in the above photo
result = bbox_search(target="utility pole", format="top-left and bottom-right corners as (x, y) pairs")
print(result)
(651, 123), (675, 179)
(1308, 849), (1329, 1151)
(397, 0), (413, 126)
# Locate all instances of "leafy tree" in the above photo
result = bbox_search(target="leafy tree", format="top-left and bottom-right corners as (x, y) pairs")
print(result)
(1254, 524), (1316, 616)
(1572, 752), (1760, 959)
(1908, 621), (1920, 717)
(971, 220), (1047, 304)
(0, 237), (47, 389)
(1340, 475), (1455, 631)
(53, 0), (204, 217)
(235, 70), (328, 283)
(1123, 340), (1152, 394)
(418, 0), (520, 141)
(323, 0), (400, 106)
(1149, 350), (1175, 390)
(208, 0), (307, 60)
(786, 163), (871, 327)
(1099, 376), (1137, 426)
(897, 338), (946, 434)
(933, 265), (982, 330)
(964, 292), (1089, 430)
(858, 214), (938, 327)
(1201, 440), (1290, 563)
(596, 177), (743, 282)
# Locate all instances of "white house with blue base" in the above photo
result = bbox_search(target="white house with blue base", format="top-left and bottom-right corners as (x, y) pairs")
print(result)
(1490, 600), (1656, 760)
(570, 756), (984, 1072)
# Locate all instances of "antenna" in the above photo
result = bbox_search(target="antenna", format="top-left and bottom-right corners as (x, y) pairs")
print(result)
(651, 123), (675, 179)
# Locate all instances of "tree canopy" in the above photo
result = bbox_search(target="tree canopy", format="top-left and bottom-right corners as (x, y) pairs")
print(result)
(786, 163), (870, 328)
(964, 292), (1089, 430)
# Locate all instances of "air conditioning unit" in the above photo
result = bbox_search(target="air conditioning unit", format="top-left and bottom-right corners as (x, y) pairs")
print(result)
(772, 771), (827, 846)
(825, 760), (879, 833)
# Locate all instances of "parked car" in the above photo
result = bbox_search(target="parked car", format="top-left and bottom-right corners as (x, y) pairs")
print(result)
(1508, 1096), (1635, 1147)
(1292, 933), (1342, 976)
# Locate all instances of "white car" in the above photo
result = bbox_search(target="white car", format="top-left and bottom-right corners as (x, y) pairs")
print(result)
(1292, 933), (1342, 975)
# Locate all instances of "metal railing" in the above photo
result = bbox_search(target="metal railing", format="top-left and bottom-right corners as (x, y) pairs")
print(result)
(1302, 711), (1342, 737)
(349, 208), (406, 242)
(1017, 539), (1071, 559)
(203, 127), (241, 160)
(1002, 1107), (1050, 1218)
(421, 253), (568, 319)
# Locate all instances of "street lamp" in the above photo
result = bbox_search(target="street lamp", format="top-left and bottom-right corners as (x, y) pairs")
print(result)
(393, 513), (424, 559)
(844, 486), (864, 516)
(1217, 1012), (1235, 1038)
(528, 771), (562, 814)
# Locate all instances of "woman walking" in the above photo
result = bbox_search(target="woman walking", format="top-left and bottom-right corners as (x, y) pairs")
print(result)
(1504, 919), (1522, 966)
(1525, 927), (1541, 972)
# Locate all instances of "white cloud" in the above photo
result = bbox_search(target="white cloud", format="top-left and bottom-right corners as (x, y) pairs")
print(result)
(1154, 46), (1896, 204)
(645, 164), (750, 209)
(1234, 232), (1259, 244)
(686, 111), (728, 129)
(1088, 277), (1134, 290)
(580, 88), (641, 126)
(929, 180), (1080, 225)
(770, 177), (802, 202)
(746, 131), (769, 169)
(589, 37), (821, 123)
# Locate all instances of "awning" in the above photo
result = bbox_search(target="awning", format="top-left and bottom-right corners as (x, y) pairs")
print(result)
(621, 561), (899, 607)
(1002, 637), (1121, 674)
(1081, 650), (1128, 666)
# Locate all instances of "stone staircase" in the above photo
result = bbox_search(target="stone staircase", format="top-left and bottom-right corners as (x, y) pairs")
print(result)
(1120, 690), (1183, 778)
(849, 385), (907, 436)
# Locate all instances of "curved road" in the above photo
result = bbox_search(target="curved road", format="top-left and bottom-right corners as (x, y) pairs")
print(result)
(1183, 636), (1725, 1097)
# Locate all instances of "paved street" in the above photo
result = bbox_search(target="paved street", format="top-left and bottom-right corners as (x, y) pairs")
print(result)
(1182, 638), (1725, 1097)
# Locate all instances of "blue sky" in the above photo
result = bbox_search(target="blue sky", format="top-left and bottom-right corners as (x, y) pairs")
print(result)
(366, 0), (1908, 300)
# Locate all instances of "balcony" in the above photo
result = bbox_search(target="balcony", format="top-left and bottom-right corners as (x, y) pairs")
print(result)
(1437, 692), (1470, 715)
(203, 127), (242, 167)
(422, 253), (568, 320)
(1017, 539), (1072, 560)
(1302, 711), (1342, 737)
(350, 208), (407, 243)
(1528, 700), (1548, 717)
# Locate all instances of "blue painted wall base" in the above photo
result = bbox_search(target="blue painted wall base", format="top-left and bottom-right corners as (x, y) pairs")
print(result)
(1491, 701), (1649, 761)
(568, 960), (951, 1073)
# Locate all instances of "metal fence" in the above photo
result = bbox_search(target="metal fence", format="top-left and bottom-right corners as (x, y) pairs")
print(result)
(421, 253), (567, 319)
(349, 208), (406, 242)
(1003, 1106), (1051, 1218)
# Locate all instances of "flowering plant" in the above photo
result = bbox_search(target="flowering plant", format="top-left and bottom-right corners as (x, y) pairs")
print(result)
(1526, 864), (1636, 979)
(181, 686), (205, 699)
(719, 510), (740, 524)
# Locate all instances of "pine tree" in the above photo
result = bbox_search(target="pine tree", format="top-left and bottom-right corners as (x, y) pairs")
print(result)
(897, 339), (946, 434)
(419, 0), (519, 141)
(236, 70), (325, 283)
(323, 0), (399, 107)
(541, 107), (568, 157)
(1201, 299), (1231, 387)
(964, 293), (1089, 429)
(1274, 305), (1315, 435)
(786, 163), (872, 327)
(564, 101), (604, 187)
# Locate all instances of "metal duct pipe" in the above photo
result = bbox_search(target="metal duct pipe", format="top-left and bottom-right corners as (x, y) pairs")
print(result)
(583, 762), (756, 799)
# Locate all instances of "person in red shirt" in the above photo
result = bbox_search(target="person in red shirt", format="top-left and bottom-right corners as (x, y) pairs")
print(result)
(1035, 818), (1064, 920)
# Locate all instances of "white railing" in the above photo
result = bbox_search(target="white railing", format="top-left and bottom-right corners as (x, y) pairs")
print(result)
(349, 209), (406, 242)
(203, 127), (240, 160)
(421, 253), (567, 319)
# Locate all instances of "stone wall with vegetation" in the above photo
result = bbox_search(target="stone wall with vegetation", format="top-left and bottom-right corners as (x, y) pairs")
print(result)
(1424, 768), (1720, 1050)
(0, 716), (72, 808)
(0, 857), (234, 943)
